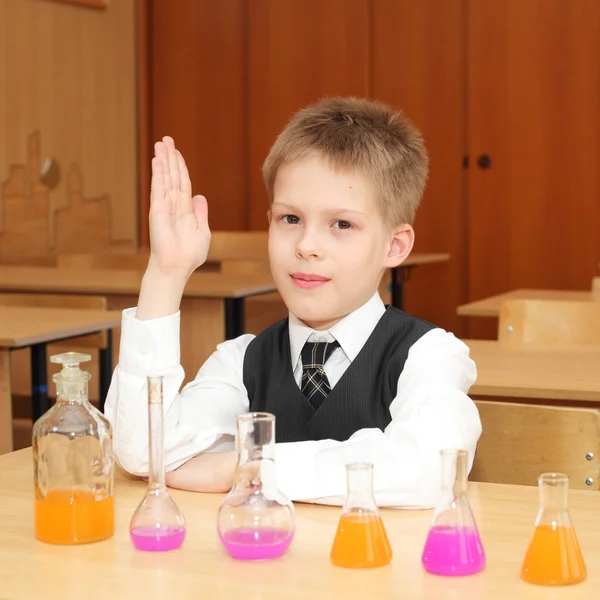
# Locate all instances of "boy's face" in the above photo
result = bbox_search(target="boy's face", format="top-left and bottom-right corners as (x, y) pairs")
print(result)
(268, 153), (413, 330)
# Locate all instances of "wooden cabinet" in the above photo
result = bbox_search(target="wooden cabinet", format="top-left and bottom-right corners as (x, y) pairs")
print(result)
(147, 0), (600, 336)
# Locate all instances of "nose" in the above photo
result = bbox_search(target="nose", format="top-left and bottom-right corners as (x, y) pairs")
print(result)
(295, 227), (322, 260)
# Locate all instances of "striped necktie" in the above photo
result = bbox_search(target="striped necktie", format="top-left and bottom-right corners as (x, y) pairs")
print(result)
(300, 340), (340, 410)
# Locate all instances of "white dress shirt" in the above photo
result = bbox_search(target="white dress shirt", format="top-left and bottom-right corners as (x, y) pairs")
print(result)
(105, 292), (481, 508)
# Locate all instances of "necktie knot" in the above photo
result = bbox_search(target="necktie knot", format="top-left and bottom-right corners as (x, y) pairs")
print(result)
(301, 340), (340, 370)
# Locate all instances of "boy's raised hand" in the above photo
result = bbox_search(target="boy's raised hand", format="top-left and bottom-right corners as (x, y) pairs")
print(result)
(147, 136), (210, 277)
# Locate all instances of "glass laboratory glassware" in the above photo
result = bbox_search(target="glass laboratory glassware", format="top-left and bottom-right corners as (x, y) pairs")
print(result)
(330, 463), (393, 568)
(130, 376), (186, 551)
(33, 352), (114, 544)
(421, 449), (485, 576)
(520, 473), (586, 585)
(217, 412), (295, 560)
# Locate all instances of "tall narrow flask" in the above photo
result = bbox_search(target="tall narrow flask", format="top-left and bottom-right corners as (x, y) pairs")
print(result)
(129, 376), (186, 551)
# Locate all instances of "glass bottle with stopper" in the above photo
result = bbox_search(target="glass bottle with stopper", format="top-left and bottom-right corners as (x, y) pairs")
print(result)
(330, 462), (393, 568)
(520, 473), (586, 585)
(217, 412), (295, 560)
(130, 376), (186, 551)
(33, 352), (114, 544)
(421, 449), (486, 576)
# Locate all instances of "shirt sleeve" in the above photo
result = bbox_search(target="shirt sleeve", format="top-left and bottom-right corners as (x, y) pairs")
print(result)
(273, 329), (481, 508)
(104, 308), (252, 476)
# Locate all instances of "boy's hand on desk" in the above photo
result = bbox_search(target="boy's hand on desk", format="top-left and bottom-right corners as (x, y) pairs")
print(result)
(148, 136), (211, 277)
(165, 451), (236, 493)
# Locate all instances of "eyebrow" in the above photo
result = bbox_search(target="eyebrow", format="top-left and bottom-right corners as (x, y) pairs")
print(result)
(272, 203), (367, 218)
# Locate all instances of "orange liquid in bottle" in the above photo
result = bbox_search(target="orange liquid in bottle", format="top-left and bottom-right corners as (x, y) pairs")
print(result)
(330, 514), (392, 568)
(521, 525), (587, 585)
(35, 489), (114, 544)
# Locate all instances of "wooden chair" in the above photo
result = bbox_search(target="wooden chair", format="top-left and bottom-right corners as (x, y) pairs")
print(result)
(498, 298), (600, 347)
(0, 293), (113, 412)
(471, 400), (600, 490)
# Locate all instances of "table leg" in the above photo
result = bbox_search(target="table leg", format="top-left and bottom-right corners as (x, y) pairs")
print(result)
(98, 329), (113, 413)
(0, 348), (13, 454)
(224, 298), (245, 340)
(30, 344), (50, 422)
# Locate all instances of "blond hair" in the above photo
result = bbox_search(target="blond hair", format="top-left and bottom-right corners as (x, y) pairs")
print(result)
(262, 97), (428, 226)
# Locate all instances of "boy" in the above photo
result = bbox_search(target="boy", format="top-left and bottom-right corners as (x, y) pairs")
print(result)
(105, 97), (480, 508)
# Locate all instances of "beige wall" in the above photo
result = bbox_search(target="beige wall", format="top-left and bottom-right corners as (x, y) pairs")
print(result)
(0, 0), (138, 254)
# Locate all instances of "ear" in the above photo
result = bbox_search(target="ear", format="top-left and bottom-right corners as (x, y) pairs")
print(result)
(383, 224), (414, 268)
(267, 208), (272, 224)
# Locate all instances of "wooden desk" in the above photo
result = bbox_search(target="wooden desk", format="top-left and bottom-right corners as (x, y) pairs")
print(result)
(0, 266), (277, 395)
(0, 306), (122, 453)
(466, 339), (600, 403)
(458, 289), (595, 318)
(0, 449), (597, 599)
(391, 253), (450, 310)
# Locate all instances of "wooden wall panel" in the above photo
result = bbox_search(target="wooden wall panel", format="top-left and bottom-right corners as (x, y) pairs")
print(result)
(151, 0), (247, 231)
(467, 0), (600, 338)
(372, 0), (467, 335)
(247, 0), (371, 230)
(0, 0), (138, 250)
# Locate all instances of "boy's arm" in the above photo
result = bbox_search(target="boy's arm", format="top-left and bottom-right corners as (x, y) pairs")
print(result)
(272, 329), (481, 509)
(104, 309), (252, 477)
(104, 135), (250, 482)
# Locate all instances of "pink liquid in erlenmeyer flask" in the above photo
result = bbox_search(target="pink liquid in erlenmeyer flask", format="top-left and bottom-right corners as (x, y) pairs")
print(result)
(219, 527), (294, 560)
(130, 526), (186, 551)
(422, 526), (485, 576)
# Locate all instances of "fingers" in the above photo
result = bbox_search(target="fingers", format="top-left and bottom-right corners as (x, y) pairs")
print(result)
(150, 156), (165, 208)
(191, 195), (209, 227)
(176, 150), (192, 196)
(163, 136), (181, 191)
(154, 139), (171, 192)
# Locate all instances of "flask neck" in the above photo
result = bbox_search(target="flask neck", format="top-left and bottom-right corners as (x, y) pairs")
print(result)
(147, 377), (165, 490)
(55, 381), (89, 404)
(343, 463), (379, 514)
(537, 473), (570, 520)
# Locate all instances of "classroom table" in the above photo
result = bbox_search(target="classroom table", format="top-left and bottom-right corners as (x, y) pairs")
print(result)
(457, 289), (595, 318)
(391, 253), (450, 310)
(0, 265), (277, 390)
(0, 448), (597, 599)
(0, 306), (122, 453)
(465, 339), (600, 403)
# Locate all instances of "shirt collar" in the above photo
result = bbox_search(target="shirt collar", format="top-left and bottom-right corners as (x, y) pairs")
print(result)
(288, 292), (386, 369)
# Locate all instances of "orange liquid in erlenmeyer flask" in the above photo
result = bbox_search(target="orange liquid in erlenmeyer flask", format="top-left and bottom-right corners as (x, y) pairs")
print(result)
(330, 514), (392, 568)
(521, 525), (587, 585)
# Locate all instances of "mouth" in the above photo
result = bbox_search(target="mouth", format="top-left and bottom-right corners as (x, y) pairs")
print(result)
(290, 272), (330, 289)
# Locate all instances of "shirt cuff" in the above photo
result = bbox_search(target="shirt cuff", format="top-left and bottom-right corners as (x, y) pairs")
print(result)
(119, 307), (181, 374)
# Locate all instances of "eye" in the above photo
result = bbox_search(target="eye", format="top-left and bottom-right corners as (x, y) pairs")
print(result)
(281, 214), (301, 225)
(333, 220), (353, 230)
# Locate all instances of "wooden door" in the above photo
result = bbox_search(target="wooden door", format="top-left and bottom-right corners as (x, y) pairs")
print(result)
(467, 0), (600, 338)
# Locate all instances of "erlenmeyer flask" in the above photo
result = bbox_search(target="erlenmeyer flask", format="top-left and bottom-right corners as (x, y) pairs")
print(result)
(421, 449), (485, 576)
(217, 412), (295, 560)
(330, 463), (392, 568)
(129, 376), (186, 551)
(520, 473), (586, 585)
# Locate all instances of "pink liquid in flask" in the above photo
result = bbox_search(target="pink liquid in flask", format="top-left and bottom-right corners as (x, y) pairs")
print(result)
(422, 526), (485, 576)
(130, 526), (186, 551)
(219, 527), (294, 560)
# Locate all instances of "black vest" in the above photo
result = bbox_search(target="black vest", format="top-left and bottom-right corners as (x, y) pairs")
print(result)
(242, 307), (435, 443)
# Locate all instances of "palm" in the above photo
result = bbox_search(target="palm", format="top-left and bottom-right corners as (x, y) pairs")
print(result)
(148, 137), (210, 274)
